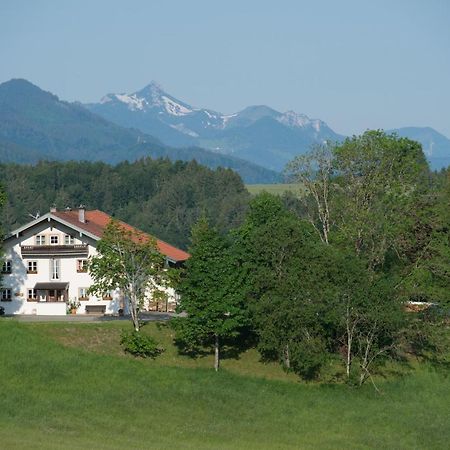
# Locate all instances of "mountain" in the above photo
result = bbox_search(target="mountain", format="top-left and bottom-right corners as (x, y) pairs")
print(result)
(86, 82), (343, 171)
(390, 127), (450, 171)
(0, 79), (279, 183)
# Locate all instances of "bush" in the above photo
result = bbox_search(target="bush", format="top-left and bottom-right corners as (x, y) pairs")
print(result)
(290, 337), (329, 380)
(120, 330), (164, 358)
(0, 306), (4, 316)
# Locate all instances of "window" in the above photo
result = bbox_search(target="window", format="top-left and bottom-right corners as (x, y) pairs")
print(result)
(64, 234), (74, 245)
(50, 259), (60, 280)
(27, 289), (37, 301)
(103, 289), (114, 300)
(50, 235), (59, 245)
(35, 235), (46, 245)
(1, 260), (12, 274)
(76, 259), (88, 273)
(27, 261), (38, 274)
(78, 287), (89, 300)
(1, 289), (12, 301)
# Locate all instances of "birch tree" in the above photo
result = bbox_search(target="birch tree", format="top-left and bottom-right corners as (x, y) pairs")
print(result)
(89, 220), (169, 331)
(285, 143), (335, 244)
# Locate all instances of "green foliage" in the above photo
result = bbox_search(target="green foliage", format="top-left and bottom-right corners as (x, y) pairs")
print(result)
(236, 193), (337, 377)
(120, 330), (163, 358)
(234, 192), (412, 383)
(397, 169), (450, 306)
(89, 219), (170, 331)
(289, 337), (329, 380)
(173, 218), (248, 369)
(403, 307), (450, 370)
(277, 132), (449, 382)
(333, 130), (429, 269)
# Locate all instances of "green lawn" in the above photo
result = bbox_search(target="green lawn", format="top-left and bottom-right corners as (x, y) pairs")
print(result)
(246, 183), (302, 196)
(0, 319), (448, 449)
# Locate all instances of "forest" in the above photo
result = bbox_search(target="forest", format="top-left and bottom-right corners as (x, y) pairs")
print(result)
(0, 158), (250, 249)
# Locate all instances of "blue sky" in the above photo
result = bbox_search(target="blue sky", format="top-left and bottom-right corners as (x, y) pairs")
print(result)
(1, 0), (449, 136)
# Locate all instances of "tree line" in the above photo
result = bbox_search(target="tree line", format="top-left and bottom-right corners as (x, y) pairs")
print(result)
(174, 131), (450, 383)
(0, 158), (250, 249)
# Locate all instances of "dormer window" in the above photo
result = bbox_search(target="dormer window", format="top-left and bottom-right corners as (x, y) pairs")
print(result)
(50, 235), (59, 245)
(35, 235), (46, 245)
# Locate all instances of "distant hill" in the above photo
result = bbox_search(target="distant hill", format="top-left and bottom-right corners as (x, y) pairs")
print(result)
(86, 81), (343, 172)
(0, 138), (45, 164)
(390, 127), (450, 171)
(0, 79), (279, 183)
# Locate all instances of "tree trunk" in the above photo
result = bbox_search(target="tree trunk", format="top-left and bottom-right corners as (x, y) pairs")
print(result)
(284, 343), (291, 370)
(130, 293), (140, 332)
(346, 336), (352, 379)
(214, 334), (220, 372)
(345, 306), (354, 379)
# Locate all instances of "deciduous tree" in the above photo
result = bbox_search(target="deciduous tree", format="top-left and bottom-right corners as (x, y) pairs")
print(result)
(89, 220), (169, 331)
(285, 143), (334, 244)
(173, 218), (247, 371)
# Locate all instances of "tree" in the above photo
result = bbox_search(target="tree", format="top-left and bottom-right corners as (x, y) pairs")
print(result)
(0, 182), (6, 287)
(397, 168), (450, 307)
(236, 193), (338, 379)
(285, 143), (334, 244)
(173, 218), (247, 371)
(333, 130), (429, 271)
(89, 219), (169, 331)
(286, 131), (429, 272)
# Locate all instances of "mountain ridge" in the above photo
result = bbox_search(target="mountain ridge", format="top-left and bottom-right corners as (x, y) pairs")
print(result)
(86, 81), (342, 171)
(1, 79), (449, 176)
(0, 79), (279, 183)
(86, 81), (450, 171)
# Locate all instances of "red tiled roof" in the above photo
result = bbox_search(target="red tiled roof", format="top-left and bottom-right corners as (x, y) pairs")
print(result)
(53, 209), (190, 262)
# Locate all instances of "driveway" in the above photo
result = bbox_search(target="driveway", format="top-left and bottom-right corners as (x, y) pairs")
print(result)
(6, 311), (177, 323)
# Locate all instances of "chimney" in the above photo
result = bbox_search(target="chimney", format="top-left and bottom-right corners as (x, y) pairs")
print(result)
(78, 205), (86, 223)
(50, 205), (57, 213)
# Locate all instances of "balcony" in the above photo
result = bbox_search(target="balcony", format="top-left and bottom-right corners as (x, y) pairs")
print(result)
(21, 244), (89, 257)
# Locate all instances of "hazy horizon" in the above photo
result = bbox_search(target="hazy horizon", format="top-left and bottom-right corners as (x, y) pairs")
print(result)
(1, 0), (449, 137)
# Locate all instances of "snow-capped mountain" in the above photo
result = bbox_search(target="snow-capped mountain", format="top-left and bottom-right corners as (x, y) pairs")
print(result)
(86, 82), (450, 171)
(86, 82), (342, 171)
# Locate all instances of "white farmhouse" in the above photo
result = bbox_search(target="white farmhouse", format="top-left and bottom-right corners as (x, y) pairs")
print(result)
(0, 206), (189, 316)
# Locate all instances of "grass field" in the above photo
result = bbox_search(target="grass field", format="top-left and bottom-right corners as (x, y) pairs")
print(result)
(245, 183), (302, 196)
(0, 319), (449, 449)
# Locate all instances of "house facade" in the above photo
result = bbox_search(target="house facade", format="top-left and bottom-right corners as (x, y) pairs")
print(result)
(0, 207), (189, 315)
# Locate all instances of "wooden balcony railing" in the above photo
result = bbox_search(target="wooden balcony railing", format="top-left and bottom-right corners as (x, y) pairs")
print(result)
(21, 244), (89, 257)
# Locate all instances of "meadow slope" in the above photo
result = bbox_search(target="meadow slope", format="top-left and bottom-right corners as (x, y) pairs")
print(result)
(0, 320), (448, 449)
